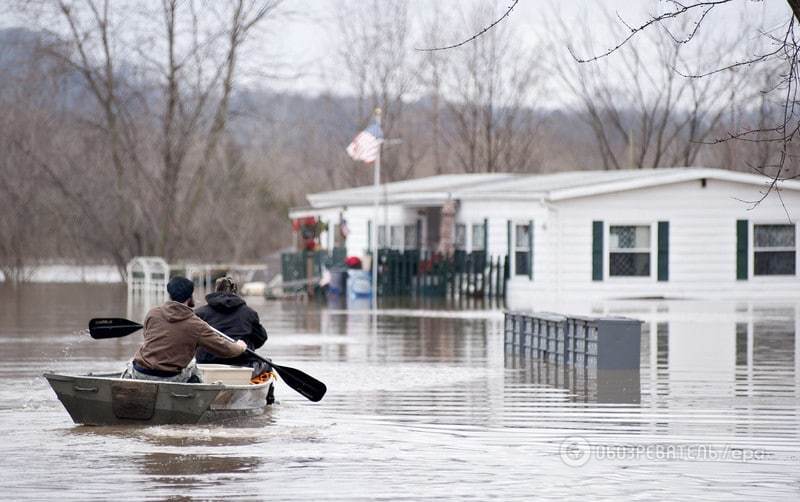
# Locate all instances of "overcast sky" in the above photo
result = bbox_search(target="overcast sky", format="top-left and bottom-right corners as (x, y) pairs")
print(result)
(253, 0), (792, 96)
(2, 0), (794, 100)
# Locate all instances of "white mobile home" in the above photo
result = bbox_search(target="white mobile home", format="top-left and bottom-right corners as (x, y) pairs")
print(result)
(289, 168), (800, 302)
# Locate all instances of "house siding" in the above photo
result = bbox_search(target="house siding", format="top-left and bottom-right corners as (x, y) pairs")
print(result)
(506, 178), (800, 308)
(295, 171), (800, 305)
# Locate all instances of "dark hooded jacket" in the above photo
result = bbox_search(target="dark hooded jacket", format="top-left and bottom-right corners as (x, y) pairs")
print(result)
(194, 292), (268, 366)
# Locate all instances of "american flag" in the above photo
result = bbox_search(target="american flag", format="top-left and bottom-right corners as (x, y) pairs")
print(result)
(346, 121), (383, 163)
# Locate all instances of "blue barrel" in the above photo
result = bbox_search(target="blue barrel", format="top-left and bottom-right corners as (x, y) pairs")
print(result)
(347, 270), (372, 298)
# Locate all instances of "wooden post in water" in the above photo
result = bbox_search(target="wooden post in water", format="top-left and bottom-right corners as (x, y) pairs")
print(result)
(397, 251), (402, 296)
(488, 257), (495, 298)
(407, 251), (413, 295)
(400, 251), (405, 295)
(426, 250), (431, 295)
(405, 251), (411, 295)
(420, 250), (426, 296)
(456, 253), (463, 298)
(449, 257), (455, 299)
(415, 252), (421, 297)
(467, 253), (475, 297)
(389, 251), (395, 296)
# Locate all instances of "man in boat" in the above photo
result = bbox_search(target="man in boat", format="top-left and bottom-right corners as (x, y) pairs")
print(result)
(195, 276), (272, 384)
(122, 276), (247, 383)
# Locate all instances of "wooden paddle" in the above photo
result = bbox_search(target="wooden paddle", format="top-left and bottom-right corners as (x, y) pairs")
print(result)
(88, 317), (327, 402)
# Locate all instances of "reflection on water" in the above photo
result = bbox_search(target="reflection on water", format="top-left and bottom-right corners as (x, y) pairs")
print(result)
(1, 284), (799, 500)
(505, 357), (642, 404)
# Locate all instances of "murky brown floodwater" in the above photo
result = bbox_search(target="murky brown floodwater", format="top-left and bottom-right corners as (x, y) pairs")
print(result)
(1, 283), (799, 500)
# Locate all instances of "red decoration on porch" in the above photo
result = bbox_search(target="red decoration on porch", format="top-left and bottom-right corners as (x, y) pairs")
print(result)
(292, 217), (327, 251)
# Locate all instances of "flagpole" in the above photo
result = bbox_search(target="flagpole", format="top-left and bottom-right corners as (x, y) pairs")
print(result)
(371, 108), (382, 312)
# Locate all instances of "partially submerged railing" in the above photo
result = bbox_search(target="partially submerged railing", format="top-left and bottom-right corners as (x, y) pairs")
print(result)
(504, 311), (642, 370)
(278, 248), (509, 300)
(378, 249), (508, 299)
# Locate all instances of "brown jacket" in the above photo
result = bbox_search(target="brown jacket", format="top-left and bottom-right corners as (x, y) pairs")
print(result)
(133, 301), (245, 373)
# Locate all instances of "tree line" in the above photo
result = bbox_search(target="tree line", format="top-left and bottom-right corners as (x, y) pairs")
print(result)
(0, 0), (792, 282)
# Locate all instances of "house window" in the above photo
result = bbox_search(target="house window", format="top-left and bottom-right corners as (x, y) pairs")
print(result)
(515, 224), (531, 276)
(404, 224), (418, 250)
(455, 223), (466, 250)
(754, 224), (796, 275)
(609, 225), (651, 277)
(472, 223), (485, 251)
(377, 225), (387, 248)
(390, 225), (403, 249)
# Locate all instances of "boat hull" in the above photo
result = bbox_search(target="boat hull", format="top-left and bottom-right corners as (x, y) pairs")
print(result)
(44, 372), (273, 426)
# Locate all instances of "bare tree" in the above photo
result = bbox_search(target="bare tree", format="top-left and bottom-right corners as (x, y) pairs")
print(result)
(416, 3), (449, 175)
(552, 13), (747, 170)
(430, 3), (543, 174)
(10, 0), (282, 273)
(421, 1), (800, 206)
(334, 0), (421, 183)
(565, 1), (800, 206)
(0, 29), (81, 282)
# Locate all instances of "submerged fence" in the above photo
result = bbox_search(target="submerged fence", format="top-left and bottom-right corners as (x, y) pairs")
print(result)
(504, 311), (642, 370)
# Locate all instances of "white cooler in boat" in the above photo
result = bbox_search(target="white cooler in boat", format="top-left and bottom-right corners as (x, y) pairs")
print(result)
(197, 364), (253, 385)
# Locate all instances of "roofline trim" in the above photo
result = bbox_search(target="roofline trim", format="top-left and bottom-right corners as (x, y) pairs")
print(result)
(548, 169), (800, 201)
(304, 168), (800, 207)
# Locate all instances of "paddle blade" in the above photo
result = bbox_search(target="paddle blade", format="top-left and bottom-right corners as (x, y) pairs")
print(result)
(272, 363), (327, 402)
(88, 318), (143, 339)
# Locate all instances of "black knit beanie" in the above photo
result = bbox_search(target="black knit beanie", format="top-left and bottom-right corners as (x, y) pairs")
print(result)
(167, 276), (194, 303)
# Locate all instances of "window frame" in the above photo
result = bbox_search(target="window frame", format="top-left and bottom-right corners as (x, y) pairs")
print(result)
(403, 223), (418, 250)
(375, 221), (420, 251)
(389, 225), (403, 250)
(513, 222), (532, 277)
(750, 221), (798, 278)
(377, 224), (388, 248)
(605, 222), (656, 280)
(471, 222), (486, 252)
(454, 223), (467, 251)
(451, 220), (487, 253)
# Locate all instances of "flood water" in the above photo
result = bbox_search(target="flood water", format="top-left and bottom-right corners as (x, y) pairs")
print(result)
(1, 284), (799, 500)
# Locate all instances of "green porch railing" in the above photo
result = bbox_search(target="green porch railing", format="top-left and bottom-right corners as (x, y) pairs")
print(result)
(281, 248), (508, 299)
(377, 249), (508, 299)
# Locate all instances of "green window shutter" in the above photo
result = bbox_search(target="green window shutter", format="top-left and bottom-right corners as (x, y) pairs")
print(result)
(367, 220), (372, 253)
(507, 220), (512, 258)
(483, 218), (488, 252)
(416, 220), (422, 250)
(528, 220), (534, 280)
(657, 221), (669, 282)
(737, 219), (748, 280)
(592, 221), (603, 281)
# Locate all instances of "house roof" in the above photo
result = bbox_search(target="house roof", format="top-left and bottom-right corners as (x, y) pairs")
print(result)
(300, 167), (800, 209)
(306, 173), (515, 207)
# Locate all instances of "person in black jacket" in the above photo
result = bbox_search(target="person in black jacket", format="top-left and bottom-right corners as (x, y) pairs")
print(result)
(194, 276), (268, 369)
